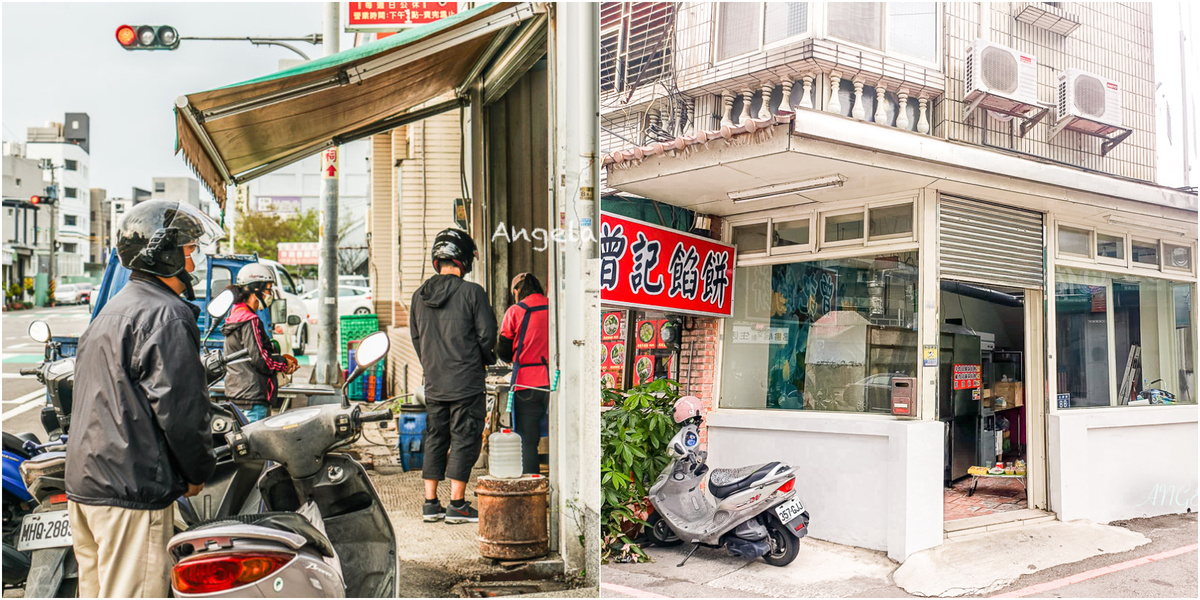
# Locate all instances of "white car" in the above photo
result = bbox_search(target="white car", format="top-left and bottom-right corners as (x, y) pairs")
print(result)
(54, 283), (86, 305)
(302, 286), (375, 327)
(338, 275), (370, 289)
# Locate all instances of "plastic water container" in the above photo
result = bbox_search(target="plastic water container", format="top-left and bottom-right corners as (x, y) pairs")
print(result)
(488, 429), (523, 478)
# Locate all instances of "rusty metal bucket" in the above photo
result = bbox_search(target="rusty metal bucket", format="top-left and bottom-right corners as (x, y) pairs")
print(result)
(476, 475), (549, 560)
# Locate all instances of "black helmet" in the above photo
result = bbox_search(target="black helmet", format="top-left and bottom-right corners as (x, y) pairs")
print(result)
(116, 200), (223, 278)
(431, 228), (476, 274)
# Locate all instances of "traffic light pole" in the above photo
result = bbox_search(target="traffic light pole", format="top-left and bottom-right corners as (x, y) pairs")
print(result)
(314, 2), (341, 385)
(178, 35), (322, 60)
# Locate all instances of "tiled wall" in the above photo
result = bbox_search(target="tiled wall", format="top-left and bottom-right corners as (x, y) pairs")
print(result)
(600, 2), (1158, 182)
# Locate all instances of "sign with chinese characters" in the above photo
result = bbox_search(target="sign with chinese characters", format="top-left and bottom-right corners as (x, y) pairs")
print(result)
(347, 2), (459, 31)
(321, 147), (338, 179)
(600, 212), (735, 318)
(731, 323), (790, 345)
(254, 196), (302, 216)
(952, 364), (982, 390)
(278, 242), (320, 266)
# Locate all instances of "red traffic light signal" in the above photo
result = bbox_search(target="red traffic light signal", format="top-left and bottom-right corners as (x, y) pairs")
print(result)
(30, 195), (42, 205)
(116, 24), (179, 50)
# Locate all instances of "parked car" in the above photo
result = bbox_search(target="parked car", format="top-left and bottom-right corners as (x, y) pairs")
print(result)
(339, 275), (370, 289)
(302, 286), (375, 327)
(53, 284), (85, 305)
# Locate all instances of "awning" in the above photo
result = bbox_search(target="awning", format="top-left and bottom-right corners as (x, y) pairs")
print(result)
(174, 2), (540, 207)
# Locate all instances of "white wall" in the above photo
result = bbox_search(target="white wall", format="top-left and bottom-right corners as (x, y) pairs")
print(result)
(706, 410), (943, 562)
(24, 142), (90, 275)
(1049, 405), (1198, 523)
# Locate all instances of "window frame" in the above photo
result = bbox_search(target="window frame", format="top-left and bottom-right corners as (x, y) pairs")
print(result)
(819, 2), (943, 72)
(1094, 229), (1129, 267)
(1055, 223), (1095, 260)
(1130, 237), (1163, 270)
(64, 159), (77, 171)
(713, 1), (813, 66)
(768, 213), (816, 257)
(1162, 241), (1195, 274)
(63, 214), (78, 227)
(866, 200), (917, 243)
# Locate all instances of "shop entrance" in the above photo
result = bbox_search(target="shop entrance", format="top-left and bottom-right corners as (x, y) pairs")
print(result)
(939, 280), (1042, 522)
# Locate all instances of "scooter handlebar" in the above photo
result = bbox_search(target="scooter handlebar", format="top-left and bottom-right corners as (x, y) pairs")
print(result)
(19, 368), (40, 376)
(359, 408), (393, 423)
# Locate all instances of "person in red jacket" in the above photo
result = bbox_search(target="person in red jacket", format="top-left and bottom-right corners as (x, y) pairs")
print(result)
(497, 272), (550, 475)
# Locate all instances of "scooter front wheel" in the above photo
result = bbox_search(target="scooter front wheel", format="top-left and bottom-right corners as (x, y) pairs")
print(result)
(762, 518), (799, 567)
(646, 512), (682, 547)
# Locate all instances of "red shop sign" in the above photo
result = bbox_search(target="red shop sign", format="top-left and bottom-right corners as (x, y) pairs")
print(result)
(600, 212), (735, 318)
(347, 2), (458, 30)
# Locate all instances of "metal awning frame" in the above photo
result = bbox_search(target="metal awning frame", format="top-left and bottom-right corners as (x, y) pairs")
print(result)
(175, 2), (544, 191)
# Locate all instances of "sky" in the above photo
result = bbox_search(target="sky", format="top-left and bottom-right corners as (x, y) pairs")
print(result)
(1, 2), (357, 202)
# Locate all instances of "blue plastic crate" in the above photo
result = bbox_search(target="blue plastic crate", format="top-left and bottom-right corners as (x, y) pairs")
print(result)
(396, 411), (426, 472)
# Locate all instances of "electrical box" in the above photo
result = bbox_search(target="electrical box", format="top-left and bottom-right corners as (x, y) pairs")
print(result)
(891, 377), (916, 416)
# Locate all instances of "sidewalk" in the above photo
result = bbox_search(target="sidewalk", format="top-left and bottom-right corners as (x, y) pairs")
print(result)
(352, 416), (580, 598)
(600, 516), (1191, 598)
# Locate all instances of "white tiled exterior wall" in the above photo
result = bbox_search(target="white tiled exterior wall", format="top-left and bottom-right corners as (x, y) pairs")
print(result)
(601, 2), (1162, 182)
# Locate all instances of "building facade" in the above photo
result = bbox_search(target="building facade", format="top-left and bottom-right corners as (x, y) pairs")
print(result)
(2, 143), (49, 295)
(24, 116), (92, 279)
(602, 2), (1197, 562)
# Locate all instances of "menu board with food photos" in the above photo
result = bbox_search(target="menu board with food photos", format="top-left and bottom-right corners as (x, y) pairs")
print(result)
(635, 318), (667, 351)
(601, 310), (628, 389)
(632, 354), (656, 386)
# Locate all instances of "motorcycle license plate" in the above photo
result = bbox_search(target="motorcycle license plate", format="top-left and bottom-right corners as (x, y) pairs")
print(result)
(16, 510), (73, 552)
(774, 497), (805, 524)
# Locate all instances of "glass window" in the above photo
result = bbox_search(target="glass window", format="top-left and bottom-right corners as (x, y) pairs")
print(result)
(64, 187), (77, 198)
(1056, 267), (1195, 408)
(64, 215), (77, 227)
(64, 160), (77, 171)
(155, 182), (166, 193)
(62, 243), (77, 253)
(733, 223), (769, 254)
(276, 267), (297, 294)
(1132, 240), (1159, 267)
(195, 266), (232, 300)
(1097, 233), (1124, 260)
(828, 2), (882, 50)
(868, 204), (913, 240)
(828, 2), (938, 66)
(772, 218), (810, 249)
(886, 3), (937, 64)
(824, 212), (865, 243)
(718, 2), (761, 60)
(764, 3), (809, 45)
(719, 2), (809, 61)
(1059, 226), (1091, 257)
(1163, 243), (1193, 271)
(720, 251), (919, 413)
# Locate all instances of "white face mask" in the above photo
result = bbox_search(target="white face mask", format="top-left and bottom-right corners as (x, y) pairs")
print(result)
(189, 245), (208, 273)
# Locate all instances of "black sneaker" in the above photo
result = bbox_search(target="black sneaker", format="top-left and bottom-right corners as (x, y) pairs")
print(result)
(445, 501), (478, 524)
(422, 500), (445, 522)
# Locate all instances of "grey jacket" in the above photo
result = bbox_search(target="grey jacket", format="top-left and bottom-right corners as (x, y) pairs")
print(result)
(410, 274), (497, 401)
(65, 273), (215, 510)
(221, 303), (287, 407)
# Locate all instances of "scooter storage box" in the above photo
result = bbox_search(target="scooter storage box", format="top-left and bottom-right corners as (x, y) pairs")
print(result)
(397, 410), (426, 472)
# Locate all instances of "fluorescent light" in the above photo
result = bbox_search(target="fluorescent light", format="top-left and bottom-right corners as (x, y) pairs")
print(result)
(1106, 214), (1188, 235)
(729, 175), (846, 204)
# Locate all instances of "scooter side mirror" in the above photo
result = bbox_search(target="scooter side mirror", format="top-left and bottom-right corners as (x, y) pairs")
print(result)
(208, 288), (235, 319)
(341, 332), (390, 407)
(29, 320), (51, 344)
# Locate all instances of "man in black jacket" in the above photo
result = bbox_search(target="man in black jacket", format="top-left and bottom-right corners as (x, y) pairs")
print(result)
(66, 200), (221, 597)
(411, 228), (497, 524)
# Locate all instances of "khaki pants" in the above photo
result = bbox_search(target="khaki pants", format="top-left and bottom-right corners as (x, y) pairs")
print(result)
(69, 501), (172, 598)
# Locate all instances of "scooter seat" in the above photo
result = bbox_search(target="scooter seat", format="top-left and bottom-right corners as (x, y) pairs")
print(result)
(193, 511), (336, 558)
(708, 462), (781, 499)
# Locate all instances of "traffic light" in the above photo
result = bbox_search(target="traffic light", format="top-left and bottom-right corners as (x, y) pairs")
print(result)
(30, 186), (57, 206)
(116, 24), (179, 50)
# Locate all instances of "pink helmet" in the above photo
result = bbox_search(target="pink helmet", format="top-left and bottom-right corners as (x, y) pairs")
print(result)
(673, 396), (703, 423)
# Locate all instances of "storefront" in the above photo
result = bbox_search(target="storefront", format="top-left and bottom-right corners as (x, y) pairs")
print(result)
(604, 108), (1197, 561)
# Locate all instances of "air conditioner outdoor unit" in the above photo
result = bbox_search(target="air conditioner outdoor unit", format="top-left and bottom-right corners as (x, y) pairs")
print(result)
(964, 39), (1040, 116)
(1056, 68), (1123, 135)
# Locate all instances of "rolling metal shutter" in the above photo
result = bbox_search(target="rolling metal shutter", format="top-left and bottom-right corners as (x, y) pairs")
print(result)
(939, 196), (1045, 289)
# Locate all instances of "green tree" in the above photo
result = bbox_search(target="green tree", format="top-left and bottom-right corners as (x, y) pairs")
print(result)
(233, 209), (320, 261)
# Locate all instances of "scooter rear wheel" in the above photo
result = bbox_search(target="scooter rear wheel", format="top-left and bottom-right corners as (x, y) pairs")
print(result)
(762, 518), (799, 567)
(646, 512), (682, 547)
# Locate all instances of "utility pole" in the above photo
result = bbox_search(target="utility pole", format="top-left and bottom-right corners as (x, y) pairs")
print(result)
(40, 161), (60, 288)
(315, 1), (342, 385)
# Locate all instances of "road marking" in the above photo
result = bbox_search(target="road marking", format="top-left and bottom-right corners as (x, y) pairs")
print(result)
(3, 390), (44, 405)
(992, 543), (1199, 598)
(3, 391), (46, 421)
(600, 583), (672, 598)
(1, 355), (44, 364)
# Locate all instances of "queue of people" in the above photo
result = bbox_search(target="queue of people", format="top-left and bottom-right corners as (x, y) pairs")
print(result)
(64, 205), (550, 596)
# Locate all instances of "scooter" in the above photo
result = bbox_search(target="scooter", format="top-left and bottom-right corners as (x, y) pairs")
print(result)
(13, 435), (76, 598)
(3, 432), (48, 589)
(167, 331), (396, 598)
(645, 396), (810, 567)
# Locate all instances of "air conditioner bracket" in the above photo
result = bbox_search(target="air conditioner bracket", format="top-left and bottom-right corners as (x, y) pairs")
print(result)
(963, 93), (1048, 138)
(1048, 117), (1133, 157)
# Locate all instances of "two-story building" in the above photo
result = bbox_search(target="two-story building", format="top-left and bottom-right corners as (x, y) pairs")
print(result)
(601, 2), (1197, 562)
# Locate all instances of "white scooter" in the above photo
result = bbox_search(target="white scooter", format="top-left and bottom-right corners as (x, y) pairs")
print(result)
(645, 396), (810, 567)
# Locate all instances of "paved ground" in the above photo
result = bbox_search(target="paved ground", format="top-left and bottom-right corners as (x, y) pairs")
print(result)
(945, 477), (1029, 521)
(600, 513), (1197, 598)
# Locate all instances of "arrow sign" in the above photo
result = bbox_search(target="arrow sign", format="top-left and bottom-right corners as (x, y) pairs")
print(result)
(321, 147), (339, 179)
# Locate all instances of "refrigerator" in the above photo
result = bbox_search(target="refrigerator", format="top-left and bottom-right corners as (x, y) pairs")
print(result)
(940, 323), (982, 485)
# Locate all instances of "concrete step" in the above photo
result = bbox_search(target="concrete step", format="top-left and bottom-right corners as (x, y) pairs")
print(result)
(944, 508), (1057, 538)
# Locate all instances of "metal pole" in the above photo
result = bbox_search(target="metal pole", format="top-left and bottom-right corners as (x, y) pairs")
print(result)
(315, 2), (341, 384)
(47, 166), (57, 289)
(1180, 10), (1191, 188)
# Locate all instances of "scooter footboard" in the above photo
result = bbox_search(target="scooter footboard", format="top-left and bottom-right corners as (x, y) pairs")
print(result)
(320, 455), (396, 598)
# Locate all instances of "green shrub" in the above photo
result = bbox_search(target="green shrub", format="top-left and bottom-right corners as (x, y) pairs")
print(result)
(601, 378), (681, 563)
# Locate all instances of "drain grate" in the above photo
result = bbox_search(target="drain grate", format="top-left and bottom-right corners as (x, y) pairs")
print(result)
(459, 584), (544, 597)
